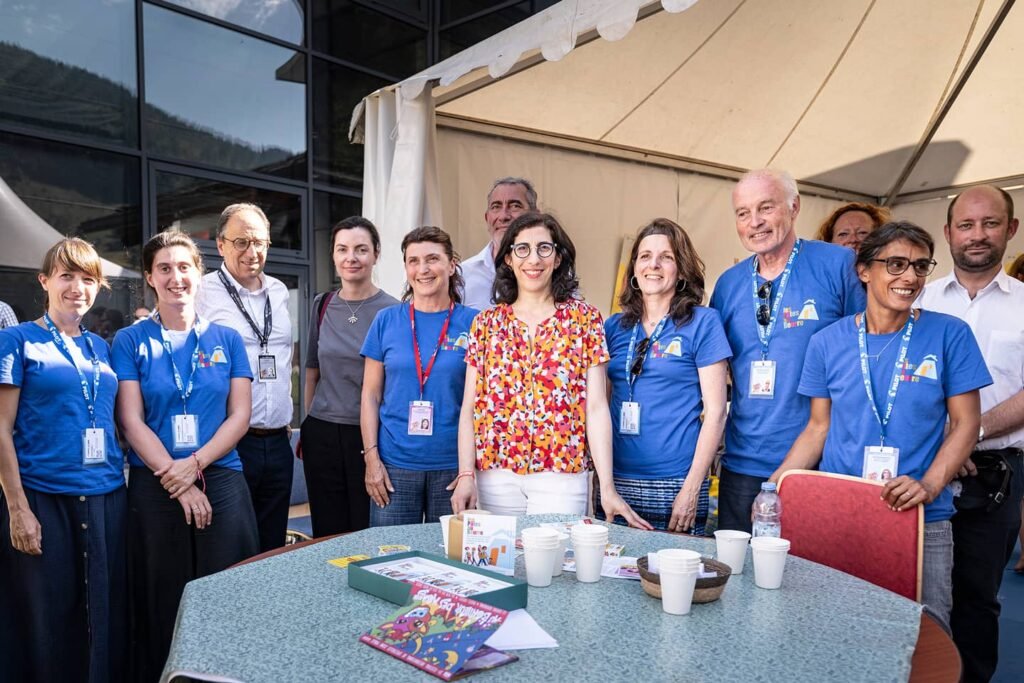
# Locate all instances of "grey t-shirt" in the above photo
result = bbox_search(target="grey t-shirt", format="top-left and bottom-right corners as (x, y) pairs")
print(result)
(306, 289), (399, 424)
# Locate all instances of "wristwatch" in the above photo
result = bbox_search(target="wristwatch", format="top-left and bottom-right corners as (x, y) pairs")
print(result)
(978, 425), (985, 443)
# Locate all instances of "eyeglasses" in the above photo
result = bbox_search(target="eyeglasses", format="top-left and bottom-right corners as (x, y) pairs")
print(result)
(222, 237), (271, 252)
(756, 280), (772, 327)
(629, 337), (651, 377)
(869, 257), (936, 277)
(511, 242), (555, 259)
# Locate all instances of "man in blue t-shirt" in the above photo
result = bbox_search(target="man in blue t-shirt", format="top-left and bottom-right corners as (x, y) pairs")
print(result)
(710, 168), (865, 532)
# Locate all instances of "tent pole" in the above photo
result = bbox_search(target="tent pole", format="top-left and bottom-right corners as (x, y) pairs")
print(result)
(882, 0), (1016, 206)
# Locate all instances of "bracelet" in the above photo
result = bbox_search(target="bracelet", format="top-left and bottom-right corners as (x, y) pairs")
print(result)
(455, 470), (475, 482)
(192, 453), (206, 493)
(361, 445), (378, 456)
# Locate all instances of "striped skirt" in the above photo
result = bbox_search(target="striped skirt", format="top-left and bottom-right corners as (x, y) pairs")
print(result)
(596, 476), (711, 535)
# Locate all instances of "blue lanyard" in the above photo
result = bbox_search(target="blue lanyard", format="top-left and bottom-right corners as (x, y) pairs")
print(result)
(153, 312), (201, 410)
(625, 316), (669, 401)
(43, 313), (100, 428)
(750, 239), (801, 360)
(857, 312), (914, 446)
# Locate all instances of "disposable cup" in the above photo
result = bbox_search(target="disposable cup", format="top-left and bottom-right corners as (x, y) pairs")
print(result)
(750, 537), (791, 589)
(660, 566), (699, 615)
(524, 545), (559, 587)
(571, 523), (608, 542)
(552, 532), (569, 577)
(439, 515), (454, 555)
(714, 530), (751, 575)
(521, 527), (561, 547)
(573, 540), (605, 583)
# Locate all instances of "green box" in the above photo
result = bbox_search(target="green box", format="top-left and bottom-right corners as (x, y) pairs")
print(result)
(348, 551), (528, 611)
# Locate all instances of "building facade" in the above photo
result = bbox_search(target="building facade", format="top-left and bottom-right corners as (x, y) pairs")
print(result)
(0, 0), (552, 422)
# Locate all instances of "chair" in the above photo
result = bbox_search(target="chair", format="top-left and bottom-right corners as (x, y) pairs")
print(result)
(777, 469), (923, 601)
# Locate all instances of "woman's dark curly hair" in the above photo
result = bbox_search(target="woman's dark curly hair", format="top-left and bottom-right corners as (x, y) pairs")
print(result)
(400, 226), (463, 304)
(617, 218), (705, 327)
(492, 212), (579, 305)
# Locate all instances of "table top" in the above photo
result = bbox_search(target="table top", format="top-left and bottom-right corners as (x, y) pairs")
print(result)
(163, 515), (945, 683)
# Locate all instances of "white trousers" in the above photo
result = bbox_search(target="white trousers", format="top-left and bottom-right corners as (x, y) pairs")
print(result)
(476, 469), (589, 516)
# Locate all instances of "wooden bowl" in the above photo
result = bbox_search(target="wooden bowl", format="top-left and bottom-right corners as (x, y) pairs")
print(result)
(636, 555), (731, 604)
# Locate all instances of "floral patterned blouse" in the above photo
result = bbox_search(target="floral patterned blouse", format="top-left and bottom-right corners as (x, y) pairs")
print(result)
(466, 299), (610, 474)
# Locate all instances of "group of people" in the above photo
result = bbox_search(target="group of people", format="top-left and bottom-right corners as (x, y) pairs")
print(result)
(1, 170), (1021, 682)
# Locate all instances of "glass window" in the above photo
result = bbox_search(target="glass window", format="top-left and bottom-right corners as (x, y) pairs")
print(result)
(161, 0), (306, 45)
(154, 170), (303, 252)
(0, 0), (138, 147)
(371, 1), (428, 23)
(143, 4), (307, 181)
(0, 131), (143, 340)
(441, 1), (513, 25)
(312, 191), (362, 292)
(311, 1), (427, 79)
(312, 59), (388, 189)
(439, 2), (531, 60)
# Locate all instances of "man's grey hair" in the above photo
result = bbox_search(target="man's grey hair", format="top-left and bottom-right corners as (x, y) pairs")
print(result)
(487, 177), (538, 210)
(737, 168), (799, 211)
(217, 203), (270, 236)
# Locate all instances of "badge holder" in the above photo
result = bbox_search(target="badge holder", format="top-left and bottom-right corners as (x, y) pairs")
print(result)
(619, 401), (640, 435)
(82, 427), (106, 465)
(408, 400), (434, 436)
(749, 360), (777, 399)
(862, 445), (899, 481)
(173, 414), (199, 450)
(257, 353), (278, 383)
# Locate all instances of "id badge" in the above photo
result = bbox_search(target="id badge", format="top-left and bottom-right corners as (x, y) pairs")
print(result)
(408, 401), (434, 436)
(257, 354), (277, 383)
(749, 360), (777, 399)
(619, 401), (640, 435)
(862, 445), (899, 481)
(173, 414), (199, 450)
(82, 428), (106, 465)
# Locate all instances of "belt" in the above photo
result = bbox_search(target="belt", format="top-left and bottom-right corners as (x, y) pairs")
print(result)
(247, 426), (289, 437)
(973, 447), (1023, 459)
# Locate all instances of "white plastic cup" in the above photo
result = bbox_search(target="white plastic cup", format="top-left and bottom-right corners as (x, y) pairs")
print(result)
(660, 566), (699, 615)
(521, 528), (561, 587)
(439, 514), (454, 554)
(570, 524), (608, 543)
(552, 531), (569, 577)
(572, 540), (606, 583)
(750, 537), (791, 589)
(714, 530), (752, 575)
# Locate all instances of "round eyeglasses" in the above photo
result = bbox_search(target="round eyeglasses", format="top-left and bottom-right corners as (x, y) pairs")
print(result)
(511, 242), (555, 259)
(223, 237), (271, 252)
(869, 257), (936, 277)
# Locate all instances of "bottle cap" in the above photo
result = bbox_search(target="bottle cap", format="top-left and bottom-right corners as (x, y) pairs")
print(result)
(761, 481), (777, 492)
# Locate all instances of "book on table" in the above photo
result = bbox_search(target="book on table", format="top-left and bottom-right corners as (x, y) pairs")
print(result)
(360, 581), (517, 680)
(461, 513), (516, 576)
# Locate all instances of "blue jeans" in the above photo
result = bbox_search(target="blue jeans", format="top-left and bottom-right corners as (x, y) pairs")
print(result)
(922, 520), (954, 631)
(717, 467), (765, 533)
(368, 465), (458, 527)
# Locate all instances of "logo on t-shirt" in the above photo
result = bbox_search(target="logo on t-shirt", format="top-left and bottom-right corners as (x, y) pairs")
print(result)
(782, 299), (819, 328)
(442, 332), (469, 351)
(208, 346), (228, 364)
(899, 354), (939, 383)
(651, 337), (683, 359)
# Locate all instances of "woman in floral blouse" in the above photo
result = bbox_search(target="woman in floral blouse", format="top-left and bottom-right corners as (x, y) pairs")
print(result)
(450, 212), (650, 528)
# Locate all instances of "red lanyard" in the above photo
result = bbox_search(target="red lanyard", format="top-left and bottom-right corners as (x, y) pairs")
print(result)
(409, 301), (454, 398)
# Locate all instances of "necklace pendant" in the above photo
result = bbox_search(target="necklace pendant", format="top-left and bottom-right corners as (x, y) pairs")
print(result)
(347, 315), (358, 324)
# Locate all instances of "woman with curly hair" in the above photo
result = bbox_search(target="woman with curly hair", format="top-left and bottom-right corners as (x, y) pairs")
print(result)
(603, 219), (731, 533)
(450, 212), (650, 527)
(816, 202), (891, 253)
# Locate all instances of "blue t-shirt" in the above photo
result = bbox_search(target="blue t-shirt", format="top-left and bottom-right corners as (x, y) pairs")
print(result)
(606, 308), (732, 479)
(361, 302), (478, 471)
(0, 323), (124, 495)
(710, 240), (865, 477)
(111, 318), (252, 471)
(799, 311), (992, 522)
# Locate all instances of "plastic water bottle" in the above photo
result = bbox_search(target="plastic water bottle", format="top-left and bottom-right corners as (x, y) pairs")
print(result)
(751, 482), (782, 538)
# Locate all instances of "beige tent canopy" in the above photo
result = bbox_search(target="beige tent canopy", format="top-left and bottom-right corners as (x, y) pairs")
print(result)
(353, 0), (1023, 307)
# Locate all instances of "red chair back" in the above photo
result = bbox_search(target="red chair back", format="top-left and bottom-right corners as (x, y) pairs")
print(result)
(777, 470), (923, 601)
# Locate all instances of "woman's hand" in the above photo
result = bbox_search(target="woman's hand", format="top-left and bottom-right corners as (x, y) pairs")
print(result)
(668, 481), (701, 533)
(600, 487), (653, 530)
(9, 506), (42, 555)
(365, 457), (394, 507)
(155, 457), (198, 499)
(881, 476), (936, 512)
(177, 485), (212, 529)
(448, 476), (478, 514)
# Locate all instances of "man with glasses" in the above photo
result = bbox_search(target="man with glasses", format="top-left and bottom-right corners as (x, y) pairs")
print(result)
(918, 185), (1024, 682)
(709, 169), (865, 533)
(196, 203), (294, 552)
(461, 177), (538, 310)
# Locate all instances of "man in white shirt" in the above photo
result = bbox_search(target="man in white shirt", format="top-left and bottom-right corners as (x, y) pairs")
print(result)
(460, 177), (537, 309)
(918, 185), (1024, 683)
(0, 300), (17, 328)
(196, 203), (294, 552)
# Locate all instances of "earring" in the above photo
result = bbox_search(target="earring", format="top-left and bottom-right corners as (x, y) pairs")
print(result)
(676, 279), (687, 292)
(629, 276), (640, 290)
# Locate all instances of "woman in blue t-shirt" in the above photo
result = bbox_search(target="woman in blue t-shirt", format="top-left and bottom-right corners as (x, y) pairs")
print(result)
(772, 221), (991, 627)
(111, 230), (257, 682)
(360, 226), (477, 525)
(0, 237), (127, 682)
(603, 219), (731, 534)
